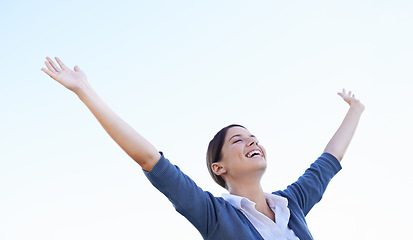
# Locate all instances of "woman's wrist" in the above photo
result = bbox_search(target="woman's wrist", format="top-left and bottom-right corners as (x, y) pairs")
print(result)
(349, 100), (365, 112)
(74, 81), (95, 101)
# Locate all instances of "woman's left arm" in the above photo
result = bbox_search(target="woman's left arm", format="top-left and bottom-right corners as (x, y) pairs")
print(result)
(279, 89), (364, 213)
(324, 89), (365, 162)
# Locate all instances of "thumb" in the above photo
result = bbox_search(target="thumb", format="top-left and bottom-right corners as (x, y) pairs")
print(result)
(74, 65), (81, 72)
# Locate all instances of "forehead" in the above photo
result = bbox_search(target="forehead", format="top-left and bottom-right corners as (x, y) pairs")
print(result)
(225, 126), (252, 140)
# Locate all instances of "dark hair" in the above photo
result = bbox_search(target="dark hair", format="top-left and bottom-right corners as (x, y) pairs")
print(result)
(206, 124), (246, 189)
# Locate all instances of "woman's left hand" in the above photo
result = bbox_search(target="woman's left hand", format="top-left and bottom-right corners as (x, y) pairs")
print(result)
(324, 89), (365, 161)
(337, 89), (365, 111)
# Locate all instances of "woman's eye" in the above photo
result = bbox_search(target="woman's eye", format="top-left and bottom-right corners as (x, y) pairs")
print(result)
(233, 139), (242, 144)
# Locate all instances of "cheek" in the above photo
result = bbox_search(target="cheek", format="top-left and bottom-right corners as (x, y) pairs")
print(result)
(221, 146), (245, 168)
(224, 144), (244, 156)
(232, 145), (246, 158)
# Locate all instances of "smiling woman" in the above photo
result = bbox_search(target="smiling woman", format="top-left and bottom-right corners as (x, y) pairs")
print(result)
(210, 126), (267, 191)
(42, 57), (364, 240)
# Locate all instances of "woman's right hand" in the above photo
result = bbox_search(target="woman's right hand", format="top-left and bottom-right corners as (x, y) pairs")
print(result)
(41, 56), (160, 170)
(41, 57), (88, 94)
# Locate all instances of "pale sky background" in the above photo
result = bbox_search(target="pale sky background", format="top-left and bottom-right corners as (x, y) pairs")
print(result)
(1, 1), (412, 239)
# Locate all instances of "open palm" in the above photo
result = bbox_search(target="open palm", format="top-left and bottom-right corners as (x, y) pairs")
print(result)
(337, 89), (365, 110)
(41, 57), (87, 92)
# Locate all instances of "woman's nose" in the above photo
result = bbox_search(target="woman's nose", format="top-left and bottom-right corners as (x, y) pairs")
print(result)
(247, 138), (256, 146)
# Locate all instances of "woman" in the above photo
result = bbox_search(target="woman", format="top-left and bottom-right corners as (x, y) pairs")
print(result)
(41, 57), (365, 240)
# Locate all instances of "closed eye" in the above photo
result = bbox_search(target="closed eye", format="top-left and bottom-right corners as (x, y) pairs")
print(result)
(233, 139), (243, 144)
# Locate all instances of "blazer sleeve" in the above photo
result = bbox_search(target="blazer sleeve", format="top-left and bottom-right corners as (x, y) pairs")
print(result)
(143, 152), (219, 238)
(276, 152), (342, 216)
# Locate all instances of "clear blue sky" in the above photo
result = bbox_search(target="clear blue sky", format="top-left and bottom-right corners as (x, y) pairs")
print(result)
(1, 1), (412, 239)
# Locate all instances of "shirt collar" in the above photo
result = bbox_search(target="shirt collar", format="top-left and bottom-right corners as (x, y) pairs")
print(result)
(221, 193), (245, 209)
(222, 192), (288, 210)
(264, 192), (288, 209)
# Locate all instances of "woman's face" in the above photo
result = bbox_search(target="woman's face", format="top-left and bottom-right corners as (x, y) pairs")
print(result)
(218, 126), (267, 181)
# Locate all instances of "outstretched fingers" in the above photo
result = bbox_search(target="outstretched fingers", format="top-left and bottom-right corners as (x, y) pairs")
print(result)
(41, 67), (57, 79)
(42, 57), (64, 80)
(338, 88), (346, 98)
(46, 57), (61, 72)
(55, 57), (68, 70)
(45, 60), (56, 73)
(338, 89), (355, 98)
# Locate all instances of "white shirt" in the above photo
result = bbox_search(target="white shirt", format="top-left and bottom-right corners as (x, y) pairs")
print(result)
(222, 192), (299, 240)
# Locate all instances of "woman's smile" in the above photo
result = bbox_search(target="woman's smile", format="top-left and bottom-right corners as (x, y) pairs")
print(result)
(245, 149), (264, 158)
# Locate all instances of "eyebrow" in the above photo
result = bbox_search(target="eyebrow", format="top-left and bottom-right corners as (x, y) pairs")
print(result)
(229, 134), (256, 141)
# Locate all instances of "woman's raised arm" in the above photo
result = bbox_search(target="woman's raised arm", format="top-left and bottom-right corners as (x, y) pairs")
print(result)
(323, 89), (365, 162)
(41, 57), (161, 171)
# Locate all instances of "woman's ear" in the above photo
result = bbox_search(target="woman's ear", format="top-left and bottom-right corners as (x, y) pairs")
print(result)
(211, 162), (227, 176)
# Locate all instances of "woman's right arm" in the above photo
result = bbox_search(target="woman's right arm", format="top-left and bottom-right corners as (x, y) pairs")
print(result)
(41, 57), (160, 171)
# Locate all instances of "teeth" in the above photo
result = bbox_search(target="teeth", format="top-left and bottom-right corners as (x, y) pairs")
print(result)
(246, 150), (262, 158)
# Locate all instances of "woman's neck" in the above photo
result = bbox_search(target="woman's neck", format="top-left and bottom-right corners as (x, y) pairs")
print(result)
(227, 180), (275, 221)
(228, 182), (264, 202)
